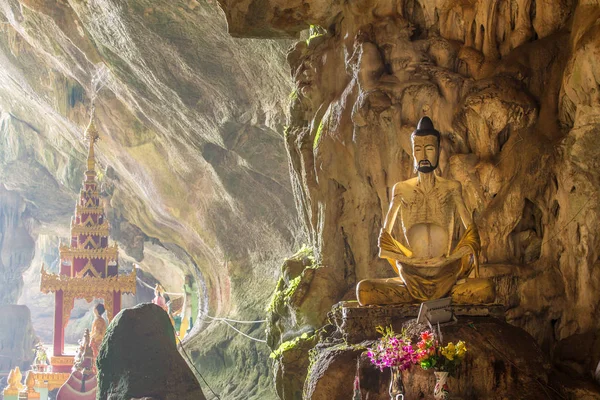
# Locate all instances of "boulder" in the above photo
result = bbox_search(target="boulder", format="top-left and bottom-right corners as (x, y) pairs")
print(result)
(96, 303), (206, 400)
(0, 305), (36, 372)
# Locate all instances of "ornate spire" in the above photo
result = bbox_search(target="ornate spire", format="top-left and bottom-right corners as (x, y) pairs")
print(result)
(85, 117), (100, 182)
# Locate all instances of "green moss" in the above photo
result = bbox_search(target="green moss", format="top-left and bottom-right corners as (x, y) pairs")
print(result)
(306, 25), (326, 45)
(289, 89), (298, 101)
(266, 245), (317, 314)
(269, 332), (314, 359)
(266, 276), (286, 313)
(285, 276), (301, 297)
(292, 244), (314, 262)
(313, 120), (324, 150)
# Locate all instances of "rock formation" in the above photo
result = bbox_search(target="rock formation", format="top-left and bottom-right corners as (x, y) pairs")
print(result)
(96, 303), (206, 400)
(215, 0), (600, 397)
(0, 305), (36, 372)
(0, 185), (36, 304)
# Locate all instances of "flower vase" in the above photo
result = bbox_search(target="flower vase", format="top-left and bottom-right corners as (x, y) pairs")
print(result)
(433, 371), (450, 400)
(389, 366), (404, 400)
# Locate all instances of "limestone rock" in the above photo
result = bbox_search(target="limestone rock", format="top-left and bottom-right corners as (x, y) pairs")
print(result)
(305, 316), (600, 400)
(0, 305), (36, 372)
(304, 343), (362, 400)
(0, 186), (36, 304)
(96, 303), (206, 400)
(272, 334), (318, 400)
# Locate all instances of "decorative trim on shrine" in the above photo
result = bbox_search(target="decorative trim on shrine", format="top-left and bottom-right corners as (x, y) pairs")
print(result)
(75, 205), (105, 215)
(58, 244), (119, 261)
(70, 222), (109, 236)
(31, 372), (71, 391)
(40, 267), (136, 296)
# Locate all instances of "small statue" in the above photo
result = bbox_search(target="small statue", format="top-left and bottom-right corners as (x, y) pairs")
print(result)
(72, 329), (94, 374)
(179, 275), (195, 337)
(5, 369), (19, 392)
(22, 371), (36, 395)
(90, 303), (107, 360)
(33, 343), (49, 372)
(13, 367), (25, 391)
(164, 293), (177, 329)
(57, 329), (98, 400)
(357, 117), (495, 305)
(152, 284), (168, 312)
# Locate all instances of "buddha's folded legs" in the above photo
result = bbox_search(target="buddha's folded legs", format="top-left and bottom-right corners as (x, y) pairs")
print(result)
(356, 277), (414, 306)
(356, 275), (496, 306)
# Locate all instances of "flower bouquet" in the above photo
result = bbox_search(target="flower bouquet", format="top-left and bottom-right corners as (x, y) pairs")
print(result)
(415, 331), (468, 400)
(366, 326), (417, 399)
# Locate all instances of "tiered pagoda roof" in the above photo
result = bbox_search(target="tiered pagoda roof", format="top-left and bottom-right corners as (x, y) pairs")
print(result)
(40, 119), (135, 321)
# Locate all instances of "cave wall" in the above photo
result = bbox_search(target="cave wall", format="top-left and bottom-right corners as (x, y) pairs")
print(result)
(0, 184), (35, 304)
(0, 185), (35, 304)
(216, 0), (600, 386)
(0, 0), (301, 398)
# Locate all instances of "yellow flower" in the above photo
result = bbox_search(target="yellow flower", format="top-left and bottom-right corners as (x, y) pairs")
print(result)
(442, 343), (455, 361)
(455, 341), (467, 359)
(446, 342), (456, 353)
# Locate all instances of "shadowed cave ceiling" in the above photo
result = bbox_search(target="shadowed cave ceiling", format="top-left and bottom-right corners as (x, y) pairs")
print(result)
(1, 0), (600, 398)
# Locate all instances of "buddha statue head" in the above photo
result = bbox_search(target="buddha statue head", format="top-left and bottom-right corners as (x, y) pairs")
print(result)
(411, 116), (440, 173)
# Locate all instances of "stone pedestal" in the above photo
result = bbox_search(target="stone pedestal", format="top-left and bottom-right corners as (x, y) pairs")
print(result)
(330, 301), (505, 342)
(3, 389), (19, 400)
(34, 383), (48, 400)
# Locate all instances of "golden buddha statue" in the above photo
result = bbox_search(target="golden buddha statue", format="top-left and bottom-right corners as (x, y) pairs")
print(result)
(357, 117), (495, 305)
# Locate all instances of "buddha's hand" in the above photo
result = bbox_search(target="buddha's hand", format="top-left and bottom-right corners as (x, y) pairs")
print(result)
(378, 229), (413, 258)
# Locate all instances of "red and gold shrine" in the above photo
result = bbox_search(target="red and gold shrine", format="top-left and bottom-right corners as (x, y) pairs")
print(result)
(40, 120), (136, 373)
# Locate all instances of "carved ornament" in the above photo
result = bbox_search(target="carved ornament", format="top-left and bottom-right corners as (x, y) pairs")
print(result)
(76, 205), (104, 215)
(50, 356), (74, 366)
(40, 265), (136, 296)
(59, 244), (118, 260)
(31, 372), (70, 391)
(70, 221), (109, 236)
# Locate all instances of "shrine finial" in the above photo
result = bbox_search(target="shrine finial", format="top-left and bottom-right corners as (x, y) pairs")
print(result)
(84, 114), (100, 179)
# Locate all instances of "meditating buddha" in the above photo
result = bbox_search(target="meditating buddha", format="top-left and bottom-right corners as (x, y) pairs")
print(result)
(357, 117), (495, 305)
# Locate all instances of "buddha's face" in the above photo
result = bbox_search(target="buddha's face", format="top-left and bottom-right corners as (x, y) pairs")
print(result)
(412, 134), (439, 173)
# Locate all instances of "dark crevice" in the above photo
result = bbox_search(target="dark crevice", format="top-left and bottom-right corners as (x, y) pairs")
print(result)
(510, 198), (543, 264)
